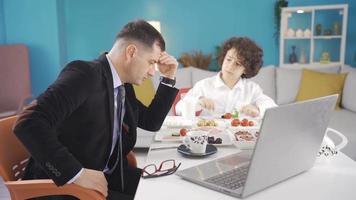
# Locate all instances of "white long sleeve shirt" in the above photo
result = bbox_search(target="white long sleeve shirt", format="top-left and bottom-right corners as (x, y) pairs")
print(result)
(175, 72), (277, 117)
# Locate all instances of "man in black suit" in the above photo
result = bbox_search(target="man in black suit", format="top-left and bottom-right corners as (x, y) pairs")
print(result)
(14, 20), (179, 199)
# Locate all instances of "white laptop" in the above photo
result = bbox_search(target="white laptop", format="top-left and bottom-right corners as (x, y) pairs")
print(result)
(176, 95), (337, 198)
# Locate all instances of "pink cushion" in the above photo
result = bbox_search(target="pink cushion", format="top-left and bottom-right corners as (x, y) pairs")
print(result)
(0, 44), (31, 114)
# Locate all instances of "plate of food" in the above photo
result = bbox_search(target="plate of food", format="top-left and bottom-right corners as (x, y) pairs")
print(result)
(155, 127), (233, 146)
(232, 129), (260, 149)
(196, 118), (227, 128)
(226, 117), (261, 131)
(154, 128), (188, 142)
(192, 127), (233, 146)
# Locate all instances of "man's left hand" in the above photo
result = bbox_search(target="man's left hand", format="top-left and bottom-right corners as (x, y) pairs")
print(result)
(157, 52), (178, 79)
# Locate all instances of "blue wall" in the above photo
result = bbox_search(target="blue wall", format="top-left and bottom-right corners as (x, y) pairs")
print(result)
(63, 0), (278, 68)
(1, 0), (355, 96)
(2, 0), (62, 96)
(0, 0), (5, 43)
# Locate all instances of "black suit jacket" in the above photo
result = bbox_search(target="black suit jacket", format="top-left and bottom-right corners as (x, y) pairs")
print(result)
(14, 54), (178, 186)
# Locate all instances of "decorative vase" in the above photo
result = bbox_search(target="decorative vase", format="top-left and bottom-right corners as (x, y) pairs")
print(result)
(304, 29), (311, 37)
(289, 46), (297, 64)
(299, 48), (307, 64)
(316, 24), (322, 36)
(333, 22), (341, 35)
(320, 52), (331, 64)
(287, 28), (295, 37)
(296, 29), (304, 38)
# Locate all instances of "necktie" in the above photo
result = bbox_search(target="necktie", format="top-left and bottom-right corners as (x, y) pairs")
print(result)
(106, 85), (125, 191)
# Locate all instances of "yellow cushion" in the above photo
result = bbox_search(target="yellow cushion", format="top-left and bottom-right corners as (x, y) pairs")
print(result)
(296, 69), (348, 109)
(133, 78), (156, 106)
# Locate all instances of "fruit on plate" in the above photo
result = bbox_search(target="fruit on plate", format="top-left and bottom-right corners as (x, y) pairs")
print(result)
(232, 109), (239, 118)
(180, 128), (188, 136)
(234, 131), (255, 141)
(231, 119), (240, 127)
(241, 118), (249, 127)
(221, 110), (239, 119)
(231, 118), (255, 127)
(208, 136), (223, 144)
(197, 119), (217, 127)
(221, 112), (232, 119)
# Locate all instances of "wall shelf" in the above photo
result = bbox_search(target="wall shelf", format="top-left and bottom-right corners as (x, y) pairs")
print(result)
(279, 4), (348, 68)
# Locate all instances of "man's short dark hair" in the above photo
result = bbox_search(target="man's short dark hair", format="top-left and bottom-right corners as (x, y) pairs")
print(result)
(218, 37), (263, 78)
(116, 19), (166, 51)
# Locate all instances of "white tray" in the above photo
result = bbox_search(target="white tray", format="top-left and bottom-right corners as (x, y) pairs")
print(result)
(154, 128), (234, 146)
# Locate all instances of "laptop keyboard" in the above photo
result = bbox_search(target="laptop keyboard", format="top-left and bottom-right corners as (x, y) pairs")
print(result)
(205, 165), (249, 190)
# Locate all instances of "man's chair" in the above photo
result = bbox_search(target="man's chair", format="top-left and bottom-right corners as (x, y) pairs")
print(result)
(0, 115), (137, 199)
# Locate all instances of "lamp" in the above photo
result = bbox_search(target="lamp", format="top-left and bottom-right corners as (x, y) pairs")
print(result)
(147, 20), (161, 33)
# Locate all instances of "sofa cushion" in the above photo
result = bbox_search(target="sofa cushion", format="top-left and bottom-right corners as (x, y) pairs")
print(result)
(341, 65), (356, 112)
(151, 67), (193, 90)
(0, 44), (32, 114)
(176, 67), (193, 89)
(133, 78), (156, 106)
(276, 66), (340, 105)
(250, 65), (276, 101)
(296, 69), (347, 109)
(191, 67), (217, 85)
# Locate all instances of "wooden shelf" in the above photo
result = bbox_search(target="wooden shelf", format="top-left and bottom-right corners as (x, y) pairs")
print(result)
(284, 37), (311, 40)
(281, 62), (342, 69)
(280, 4), (347, 68)
(313, 35), (342, 39)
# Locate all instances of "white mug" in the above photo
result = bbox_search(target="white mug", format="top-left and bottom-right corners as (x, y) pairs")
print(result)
(319, 128), (348, 157)
(183, 131), (208, 154)
(181, 97), (196, 121)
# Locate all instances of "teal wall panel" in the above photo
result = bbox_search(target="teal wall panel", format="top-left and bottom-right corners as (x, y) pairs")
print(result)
(3, 0), (62, 96)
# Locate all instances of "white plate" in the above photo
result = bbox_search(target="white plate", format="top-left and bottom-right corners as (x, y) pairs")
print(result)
(154, 127), (234, 146)
(228, 126), (260, 132)
(233, 140), (256, 149)
(154, 128), (184, 142)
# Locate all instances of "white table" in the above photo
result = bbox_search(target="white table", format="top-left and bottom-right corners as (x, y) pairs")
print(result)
(135, 141), (356, 200)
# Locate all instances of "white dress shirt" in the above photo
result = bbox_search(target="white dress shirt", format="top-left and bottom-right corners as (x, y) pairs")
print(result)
(175, 72), (277, 117)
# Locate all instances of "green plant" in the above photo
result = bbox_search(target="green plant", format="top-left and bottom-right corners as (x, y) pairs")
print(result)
(274, 0), (288, 44)
(178, 51), (212, 70)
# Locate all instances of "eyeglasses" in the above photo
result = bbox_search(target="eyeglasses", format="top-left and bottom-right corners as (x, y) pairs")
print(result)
(141, 159), (181, 179)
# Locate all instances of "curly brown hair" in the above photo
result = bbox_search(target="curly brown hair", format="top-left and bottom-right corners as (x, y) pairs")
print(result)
(218, 37), (263, 78)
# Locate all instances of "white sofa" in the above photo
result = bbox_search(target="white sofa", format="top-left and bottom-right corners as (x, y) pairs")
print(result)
(136, 66), (356, 161)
